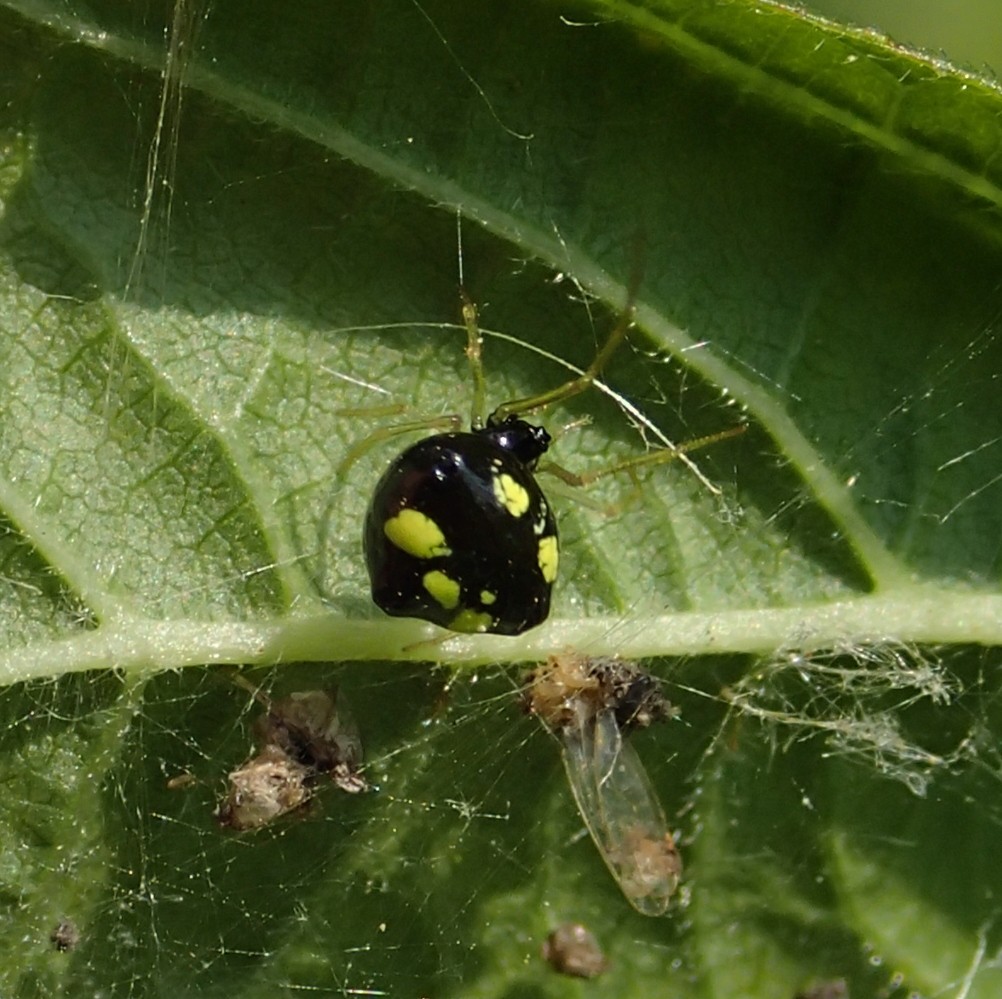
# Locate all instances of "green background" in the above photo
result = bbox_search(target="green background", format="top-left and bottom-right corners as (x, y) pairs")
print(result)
(810, 0), (1002, 71)
(0, 1), (1001, 996)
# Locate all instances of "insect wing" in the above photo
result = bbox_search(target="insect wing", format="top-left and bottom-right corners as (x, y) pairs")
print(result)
(560, 708), (680, 916)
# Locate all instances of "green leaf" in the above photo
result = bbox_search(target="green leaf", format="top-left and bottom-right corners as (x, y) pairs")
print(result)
(0, 0), (1000, 996)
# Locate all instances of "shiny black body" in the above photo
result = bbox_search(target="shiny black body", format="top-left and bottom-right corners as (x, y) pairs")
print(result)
(364, 417), (558, 635)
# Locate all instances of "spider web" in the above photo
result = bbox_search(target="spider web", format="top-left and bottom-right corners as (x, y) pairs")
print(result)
(5, 643), (1000, 996)
(2, 1), (1002, 997)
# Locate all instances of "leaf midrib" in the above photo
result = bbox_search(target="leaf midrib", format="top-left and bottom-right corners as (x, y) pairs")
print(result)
(1, 590), (999, 685)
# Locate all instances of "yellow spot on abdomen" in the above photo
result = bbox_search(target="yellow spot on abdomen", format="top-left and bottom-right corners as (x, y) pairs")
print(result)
(479, 590), (497, 606)
(450, 608), (495, 633)
(493, 472), (530, 517)
(384, 509), (451, 559)
(422, 570), (461, 610)
(538, 535), (559, 583)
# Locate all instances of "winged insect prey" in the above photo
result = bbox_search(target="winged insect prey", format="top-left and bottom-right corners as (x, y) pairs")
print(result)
(522, 653), (681, 916)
